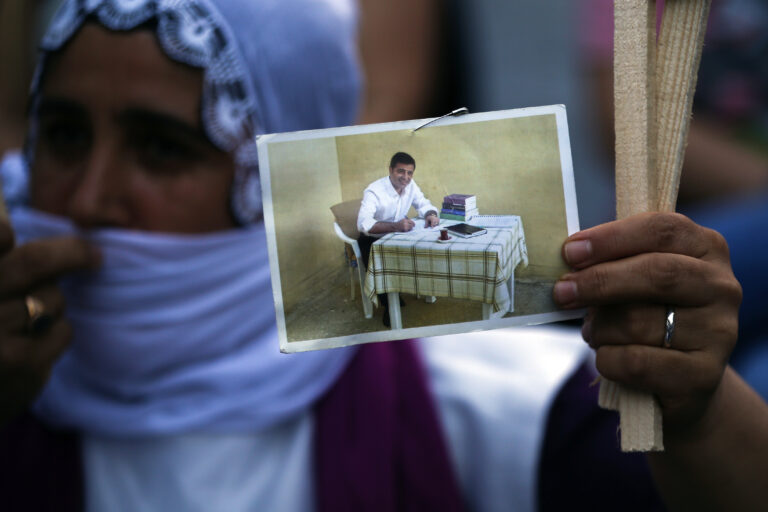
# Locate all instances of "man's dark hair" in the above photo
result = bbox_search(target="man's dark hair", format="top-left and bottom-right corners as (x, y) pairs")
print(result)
(389, 152), (416, 169)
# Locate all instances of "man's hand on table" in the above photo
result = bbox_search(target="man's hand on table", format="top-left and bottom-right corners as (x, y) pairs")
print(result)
(424, 212), (439, 228)
(396, 218), (416, 232)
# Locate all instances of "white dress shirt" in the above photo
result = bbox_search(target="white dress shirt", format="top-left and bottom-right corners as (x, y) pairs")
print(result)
(357, 176), (437, 236)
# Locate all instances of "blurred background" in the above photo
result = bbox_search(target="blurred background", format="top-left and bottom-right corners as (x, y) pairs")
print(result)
(2, 0), (767, 394)
(356, 0), (615, 229)
(1, 0), (615, 228)
(0, 1), (61, 153)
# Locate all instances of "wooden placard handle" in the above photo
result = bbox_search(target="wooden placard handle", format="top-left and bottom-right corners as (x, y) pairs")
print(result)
(655, 0), (711, 212)
(606, 0), (711, 452)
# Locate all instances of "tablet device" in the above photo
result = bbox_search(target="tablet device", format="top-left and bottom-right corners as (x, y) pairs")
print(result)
(446, 223), (487, 238)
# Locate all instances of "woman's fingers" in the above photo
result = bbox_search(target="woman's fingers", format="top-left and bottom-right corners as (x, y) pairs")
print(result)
(0, 237), (93, 422)
(0, 237), (98, 298)
(583, 303), (738, 357)
(0, 317), (73, 423)
(30, 318), (73, 368)
(557, 212), (742, 429)
(554, 252), (742, 309)
(594, 343), (728, 425)
(562, 212), (731, 269)
(0, 221), (14, 255)
(0, 285), (66, 334)
(0, 318), (72, 371)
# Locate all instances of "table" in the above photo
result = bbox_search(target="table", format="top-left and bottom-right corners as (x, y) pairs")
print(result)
(363, 216), (528, 329)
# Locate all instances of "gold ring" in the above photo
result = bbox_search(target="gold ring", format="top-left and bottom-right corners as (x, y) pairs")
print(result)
(25, 295), (53, 334)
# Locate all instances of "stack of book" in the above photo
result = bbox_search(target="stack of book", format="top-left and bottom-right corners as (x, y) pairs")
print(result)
(440, 193), (478, 221)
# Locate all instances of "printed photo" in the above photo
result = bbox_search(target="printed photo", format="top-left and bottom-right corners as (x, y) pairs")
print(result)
(258, 106), (582, 352)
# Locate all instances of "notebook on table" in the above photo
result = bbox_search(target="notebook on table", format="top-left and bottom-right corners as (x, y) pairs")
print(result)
(446, 223), (487, 238)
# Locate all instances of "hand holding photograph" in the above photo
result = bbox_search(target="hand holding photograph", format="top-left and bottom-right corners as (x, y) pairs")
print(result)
(257, 106), (582, 352)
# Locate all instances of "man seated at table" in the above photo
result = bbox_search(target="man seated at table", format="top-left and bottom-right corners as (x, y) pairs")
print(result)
(356, 151), (439, 325)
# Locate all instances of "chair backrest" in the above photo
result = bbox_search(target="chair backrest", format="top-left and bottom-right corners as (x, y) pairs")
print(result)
(330, 199), (362, 240)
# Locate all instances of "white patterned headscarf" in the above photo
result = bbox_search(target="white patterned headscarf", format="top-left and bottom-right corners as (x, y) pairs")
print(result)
(27, 0), (361, 224)
(1, 0), (362, 437)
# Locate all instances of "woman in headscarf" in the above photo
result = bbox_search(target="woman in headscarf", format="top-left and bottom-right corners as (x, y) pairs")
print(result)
(0, 1), (369, 510)
(0, 1), (759, 511)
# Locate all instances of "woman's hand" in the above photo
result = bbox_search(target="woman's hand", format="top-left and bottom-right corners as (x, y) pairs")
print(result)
(0, 220), (97, 424)
(553, 212), (742, 431)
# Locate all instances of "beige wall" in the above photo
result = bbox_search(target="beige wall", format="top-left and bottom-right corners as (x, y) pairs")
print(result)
(336, 114), (570, 279)
(268, 113), (572, 314)
(268, 137), (342, 313)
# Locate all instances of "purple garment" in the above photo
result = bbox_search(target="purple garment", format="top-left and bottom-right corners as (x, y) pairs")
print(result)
(313, 340), (466, 512)
(0, 342), (666, 511)
(0, 341), (465, 512)
(538, 361), (667, 512)
(0, 412), (84, 512)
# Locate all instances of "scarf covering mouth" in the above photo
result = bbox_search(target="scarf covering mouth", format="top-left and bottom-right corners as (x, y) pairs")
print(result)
(6, 200), (355, 437)
(10, 0), (362, 436)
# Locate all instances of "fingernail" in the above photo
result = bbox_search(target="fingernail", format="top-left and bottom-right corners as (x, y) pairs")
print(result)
(553, 280), (578, 305)
(581, 317), (592, 344)
(564, 240), (592, 266)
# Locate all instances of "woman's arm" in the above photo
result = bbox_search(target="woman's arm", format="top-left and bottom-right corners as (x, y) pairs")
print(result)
(648, 367), (768, 511)
(554, 212), (768, 511)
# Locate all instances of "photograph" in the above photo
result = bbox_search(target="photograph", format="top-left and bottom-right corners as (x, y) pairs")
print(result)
(258, 106), (582, 352)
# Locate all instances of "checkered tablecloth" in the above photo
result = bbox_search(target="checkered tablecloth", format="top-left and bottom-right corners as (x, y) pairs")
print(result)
(364, 217), (528, 315)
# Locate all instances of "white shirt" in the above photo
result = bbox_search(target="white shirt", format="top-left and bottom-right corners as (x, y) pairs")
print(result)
(357, 176), (437, 236)
(83, 326), (588, 512)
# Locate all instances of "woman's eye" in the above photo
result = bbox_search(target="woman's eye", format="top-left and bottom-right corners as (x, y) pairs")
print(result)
(39, 120), (90, 161)
(135, 133), (195, 170)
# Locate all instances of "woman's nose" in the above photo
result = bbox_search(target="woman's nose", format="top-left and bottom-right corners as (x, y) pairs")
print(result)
(66, 142), (130, 228)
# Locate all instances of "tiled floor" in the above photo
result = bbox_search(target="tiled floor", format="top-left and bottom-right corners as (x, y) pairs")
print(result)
(284, 265), (560, 342)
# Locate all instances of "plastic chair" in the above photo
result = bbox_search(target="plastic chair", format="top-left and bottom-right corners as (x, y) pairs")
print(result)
(333, 222), (373, 319)
(330, 200), (373, 319)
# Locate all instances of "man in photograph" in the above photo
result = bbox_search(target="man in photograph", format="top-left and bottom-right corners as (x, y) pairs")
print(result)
(356, 152), (439, 325)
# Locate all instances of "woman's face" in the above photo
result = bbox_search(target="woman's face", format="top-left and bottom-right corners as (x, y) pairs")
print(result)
(30, 23), (237, 233)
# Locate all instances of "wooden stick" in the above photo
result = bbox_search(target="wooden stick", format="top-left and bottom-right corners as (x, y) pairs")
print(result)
(607, 0), (712, 452)
(602, 0), (659, 421)
(608, 0), (663, 452)
(655, 0), (711, 211)
(613, 0), (657, 218)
